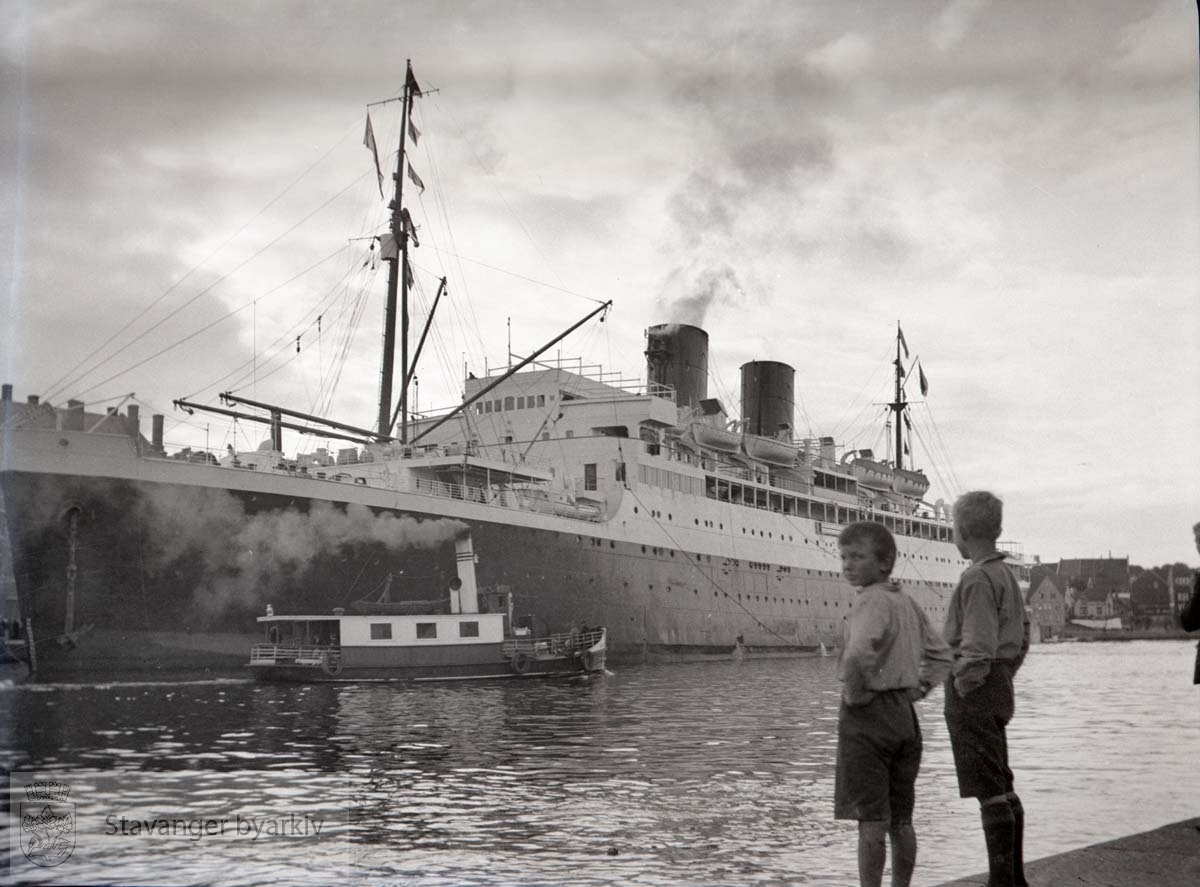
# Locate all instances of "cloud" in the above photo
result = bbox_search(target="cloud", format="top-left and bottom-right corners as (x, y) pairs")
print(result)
(930, 0), (989, 53)
(805, 32), (873, 79)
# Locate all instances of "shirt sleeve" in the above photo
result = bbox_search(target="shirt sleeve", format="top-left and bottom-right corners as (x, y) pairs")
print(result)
(1013, 605), (1031, 673)
(1182, 572), (1200, 633)
(952, 571), (999, 695)
(917, 603), (952, 690)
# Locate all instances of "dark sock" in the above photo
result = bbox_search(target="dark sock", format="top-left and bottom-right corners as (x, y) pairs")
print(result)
(1008, 794), (1027, 887)
(981, 802), (1015, 887)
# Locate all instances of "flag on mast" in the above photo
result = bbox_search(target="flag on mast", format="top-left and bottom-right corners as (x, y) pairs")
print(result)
(898, 324), (910, 359)
(407, 163), (425, 193)
(406, 65), (422, 98)
(408, 118), (421, 145)
(363, 113), (384, 199)
(918, 363), (929, 396)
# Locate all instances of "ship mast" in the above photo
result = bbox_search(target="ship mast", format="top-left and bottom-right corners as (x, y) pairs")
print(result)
(889, 322), (909, 472)
(376, 60), (421, 443)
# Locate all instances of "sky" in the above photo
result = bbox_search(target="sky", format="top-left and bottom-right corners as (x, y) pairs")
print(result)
(2, 0), (1198, 568)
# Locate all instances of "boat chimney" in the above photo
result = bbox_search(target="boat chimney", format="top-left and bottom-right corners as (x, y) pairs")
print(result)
(152, 414), (165, 452)
(740, 361), (795, 438)
(645, 323), (708, 411)
(2, 384), (11, 403)
(65, 399), (85, 431)
(127, 404), (140, 433)
(820, 435), (836, 461)
(453, 534), (481, 614)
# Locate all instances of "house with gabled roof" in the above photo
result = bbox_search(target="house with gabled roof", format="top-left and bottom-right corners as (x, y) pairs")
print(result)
(1074, 585), (1118, 620)
(1130, 572), (1171, 629)
(1027, 573), (1066, 638)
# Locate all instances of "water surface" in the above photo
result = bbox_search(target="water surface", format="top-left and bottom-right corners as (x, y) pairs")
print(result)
(3, 640), (1197, 886)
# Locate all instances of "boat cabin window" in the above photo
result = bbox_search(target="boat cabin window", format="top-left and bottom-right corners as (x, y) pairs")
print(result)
(584, 463), (597, 491)
(458, 621), (480, 638)
(370, 623), (392, 640)
(504, 396), (514, 410)
(416, 623), (437, 639)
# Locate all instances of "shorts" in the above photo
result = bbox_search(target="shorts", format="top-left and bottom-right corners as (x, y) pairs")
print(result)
(834, 690), (922, 822)
(943, 661), (1016, 799)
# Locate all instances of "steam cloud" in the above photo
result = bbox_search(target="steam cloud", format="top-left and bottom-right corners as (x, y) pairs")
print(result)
(655, 61), (837, 328)
(135, 486), (467, 625)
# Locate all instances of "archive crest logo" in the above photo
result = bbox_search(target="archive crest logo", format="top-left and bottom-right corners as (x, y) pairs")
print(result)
(20, 780), (75, 867)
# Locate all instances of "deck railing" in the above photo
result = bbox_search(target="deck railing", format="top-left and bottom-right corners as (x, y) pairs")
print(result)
(502, 628), (605, 659)
(249, 643), (340, 665)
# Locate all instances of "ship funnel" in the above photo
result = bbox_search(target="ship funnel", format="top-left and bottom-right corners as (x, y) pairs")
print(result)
(152, 414), (165, 452)
(645, 323), (708, 410)
(453, 534), (480, 614)
(740, 361), (795, 439)
(1, 384), (11, 403)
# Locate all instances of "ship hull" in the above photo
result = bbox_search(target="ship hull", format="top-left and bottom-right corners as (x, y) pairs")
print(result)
(1, 427), (959, 680)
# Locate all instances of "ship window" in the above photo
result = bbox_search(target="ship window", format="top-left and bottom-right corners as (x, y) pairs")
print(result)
(517, 396), (526, 409)
(538, 394), (546, 406)
(459, 621), (480, 638)
(370, 623), (393, 640)
(584, 463), (597, 491)
(416, 623), (437, 639)
(484, 401), (493, 413)
(504, 396), (514, 410)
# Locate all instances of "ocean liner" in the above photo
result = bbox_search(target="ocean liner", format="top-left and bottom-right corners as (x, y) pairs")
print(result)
(0, 64), (969, 679)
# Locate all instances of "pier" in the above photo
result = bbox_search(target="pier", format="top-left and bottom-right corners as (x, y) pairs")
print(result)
(935, 818), (1200, 886)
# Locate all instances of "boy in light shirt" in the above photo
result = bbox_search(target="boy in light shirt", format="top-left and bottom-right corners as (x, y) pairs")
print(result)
(835, 521), (951, 887)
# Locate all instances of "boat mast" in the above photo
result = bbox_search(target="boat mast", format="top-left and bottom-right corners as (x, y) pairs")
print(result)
(376, 60), (420, 443)
(890, 322), (908, 471)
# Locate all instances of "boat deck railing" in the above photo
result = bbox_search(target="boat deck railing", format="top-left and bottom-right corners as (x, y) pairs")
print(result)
(192, 453), (608, 523)
(502, 628), (605, 660)
(249, 643), (340, 666)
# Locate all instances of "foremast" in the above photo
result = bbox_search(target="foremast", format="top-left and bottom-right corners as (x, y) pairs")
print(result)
(376, 60), (423, 443)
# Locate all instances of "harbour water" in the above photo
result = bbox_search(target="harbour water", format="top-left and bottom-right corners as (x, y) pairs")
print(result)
(3, 640), (1198, 886)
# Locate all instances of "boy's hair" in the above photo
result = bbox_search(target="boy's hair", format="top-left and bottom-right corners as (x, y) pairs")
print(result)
(954, 491), (1003, 542)
(838, 521), (897, 574)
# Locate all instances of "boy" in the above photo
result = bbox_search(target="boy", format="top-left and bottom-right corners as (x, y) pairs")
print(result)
(835, 521), (951, 887)
(943, 491), (1031, 887)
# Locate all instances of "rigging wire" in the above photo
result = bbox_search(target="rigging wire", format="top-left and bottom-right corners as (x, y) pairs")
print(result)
(45, 121), (368, 403)
(65, 174), (371, 403)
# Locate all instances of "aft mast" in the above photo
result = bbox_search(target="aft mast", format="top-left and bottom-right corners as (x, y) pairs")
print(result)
(376, 60), (422, 443)
(890, 322), (910, 471)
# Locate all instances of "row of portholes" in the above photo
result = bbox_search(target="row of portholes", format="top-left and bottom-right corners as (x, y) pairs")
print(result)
(742, 527), (796, 542)
(651, 584), (852, 609)
(572, 535), (957, 591)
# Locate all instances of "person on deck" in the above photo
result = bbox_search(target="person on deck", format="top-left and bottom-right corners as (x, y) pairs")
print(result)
(943, 491), (1031, 887)
(835, 520), (951, 887)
